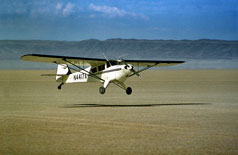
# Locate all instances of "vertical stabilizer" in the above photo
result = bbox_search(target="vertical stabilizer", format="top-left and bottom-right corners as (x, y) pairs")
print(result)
(56, 64), (70, 82)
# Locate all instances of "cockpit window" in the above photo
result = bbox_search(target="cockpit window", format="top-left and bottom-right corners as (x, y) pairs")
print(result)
(91, 67), (97, 73)
(106, 61), (119, 68)
(98, 65), (105, 71)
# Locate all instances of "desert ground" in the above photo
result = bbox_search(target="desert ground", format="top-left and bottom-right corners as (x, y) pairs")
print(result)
(0, 70), (238, 154)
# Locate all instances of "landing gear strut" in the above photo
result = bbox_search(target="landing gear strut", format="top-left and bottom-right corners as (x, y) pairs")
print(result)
(99, 87), (106, 94)
(99, 80), (132, 95)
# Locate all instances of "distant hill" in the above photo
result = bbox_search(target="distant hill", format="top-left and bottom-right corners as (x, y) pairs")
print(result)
(0, 39), (238, 69)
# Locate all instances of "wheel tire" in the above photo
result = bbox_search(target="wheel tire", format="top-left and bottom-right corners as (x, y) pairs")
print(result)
(99, 87), (106, 94)
(58, 85), (61, 90)
(126, 87), (132, 95)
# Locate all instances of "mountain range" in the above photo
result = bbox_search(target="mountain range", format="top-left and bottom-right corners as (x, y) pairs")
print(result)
(0, 39), (238, 69)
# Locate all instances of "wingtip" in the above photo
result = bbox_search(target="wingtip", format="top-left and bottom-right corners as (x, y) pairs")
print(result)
(20, 54), (35, 61)
(20, 54), (29, 60)
(20, 55), (27, 60)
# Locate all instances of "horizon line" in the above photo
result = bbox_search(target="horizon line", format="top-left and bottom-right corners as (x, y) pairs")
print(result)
(0, 38), (238, 42)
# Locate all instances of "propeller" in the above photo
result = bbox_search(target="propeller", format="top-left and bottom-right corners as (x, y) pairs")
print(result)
(131, 66), (140, 77)
(119, 59), (140, 77)
(103, 53), (112, 67)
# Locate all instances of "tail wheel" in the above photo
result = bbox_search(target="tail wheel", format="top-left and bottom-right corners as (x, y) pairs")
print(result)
(126, 87), (132, 95)
(99, 87), (106, 94)
(58, 83), (64, 90)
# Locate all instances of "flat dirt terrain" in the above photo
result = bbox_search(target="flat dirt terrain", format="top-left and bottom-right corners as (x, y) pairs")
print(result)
(0, 70), (238, 154)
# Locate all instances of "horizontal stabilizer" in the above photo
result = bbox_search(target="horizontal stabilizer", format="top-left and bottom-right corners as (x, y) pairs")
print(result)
(41, 74), (68, 76)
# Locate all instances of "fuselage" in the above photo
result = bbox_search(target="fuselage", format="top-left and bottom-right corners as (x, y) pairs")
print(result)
(101, 64), (133, 83)
(60, 64), (133, 84)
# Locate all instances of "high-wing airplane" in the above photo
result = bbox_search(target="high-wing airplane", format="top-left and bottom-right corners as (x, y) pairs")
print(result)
(21, 54), (185, 95)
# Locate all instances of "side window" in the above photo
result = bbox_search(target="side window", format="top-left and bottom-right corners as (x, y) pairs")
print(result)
(98, 65), (105, 71)
(111, 61), (118, 66)
(106, 61), (118, 68)
(91, 67), (97, 73)
(106, 62), (110, 68)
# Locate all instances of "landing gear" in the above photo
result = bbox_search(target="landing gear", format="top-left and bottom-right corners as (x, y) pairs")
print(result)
(126, 87), (132, 95)
(99, 81), (132, 95)
(99, 80), (109, 94)
(99, 87), (106, 94)
(58, 83), (64, 90)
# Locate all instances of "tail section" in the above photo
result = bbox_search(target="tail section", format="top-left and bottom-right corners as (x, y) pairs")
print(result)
(56, 64), (71, 82)
(66, 66), (91, 83)
(56, 64), (92, 83)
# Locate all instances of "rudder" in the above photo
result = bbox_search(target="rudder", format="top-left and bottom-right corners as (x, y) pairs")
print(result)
(56, 64), (71, 82)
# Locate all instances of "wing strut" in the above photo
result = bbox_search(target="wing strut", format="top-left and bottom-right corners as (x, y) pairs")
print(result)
(128, 62), (159, 77)
(63, 58), (105, 82)
(112, 81), (127, 90)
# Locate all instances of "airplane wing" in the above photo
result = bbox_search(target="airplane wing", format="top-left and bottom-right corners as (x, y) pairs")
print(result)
(123, 59), (185, 67)
(21, 54), (106, 66)
(21, 54), (185, 67)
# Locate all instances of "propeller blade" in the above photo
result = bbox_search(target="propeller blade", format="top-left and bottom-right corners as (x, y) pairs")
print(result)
(119, 59), (140, 77)
(119, 59), (129, 67)
(132, 68), (140, 77)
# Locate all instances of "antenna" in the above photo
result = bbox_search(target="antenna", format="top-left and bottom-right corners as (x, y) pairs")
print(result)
(103, 53), (112, 67)
(118, 53), (128, 60)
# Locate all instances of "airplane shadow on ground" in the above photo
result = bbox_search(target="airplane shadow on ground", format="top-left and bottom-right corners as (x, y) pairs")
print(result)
(62, 103), (211, 108)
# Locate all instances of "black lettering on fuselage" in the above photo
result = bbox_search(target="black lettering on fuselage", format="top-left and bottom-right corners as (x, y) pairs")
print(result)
(74, 73), (88, 80)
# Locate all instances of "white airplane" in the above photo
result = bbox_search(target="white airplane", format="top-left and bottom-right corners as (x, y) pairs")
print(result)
(21, 54), (185, 95)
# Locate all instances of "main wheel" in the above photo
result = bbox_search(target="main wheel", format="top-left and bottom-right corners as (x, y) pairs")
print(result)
(126, 87), (132, 95)
(99, 87), (106, 94)
(58, 85), (61, 90)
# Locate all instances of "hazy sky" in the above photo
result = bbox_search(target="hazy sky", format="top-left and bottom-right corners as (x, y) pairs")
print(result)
(0, 0), (237, 41)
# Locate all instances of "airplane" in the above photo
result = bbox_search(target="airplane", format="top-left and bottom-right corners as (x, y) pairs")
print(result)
(21, 54), (185, 95)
